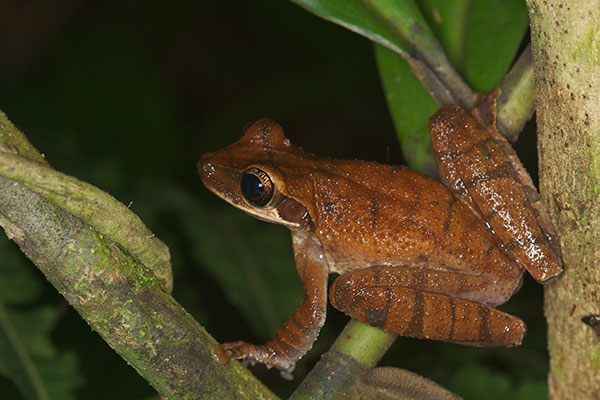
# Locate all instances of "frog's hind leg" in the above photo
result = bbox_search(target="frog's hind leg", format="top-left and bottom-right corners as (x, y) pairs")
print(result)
(330, 266), (525, 347)
(429, 96), (562, 283)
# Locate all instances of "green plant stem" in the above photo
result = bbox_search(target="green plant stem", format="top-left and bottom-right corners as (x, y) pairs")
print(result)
(498, 45), (535, 143)
(332, 320), (397, 369)
(290, 320), (396, 398)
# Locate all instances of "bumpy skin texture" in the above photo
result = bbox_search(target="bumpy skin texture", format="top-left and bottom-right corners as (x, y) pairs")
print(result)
(198, 96), (561, 374)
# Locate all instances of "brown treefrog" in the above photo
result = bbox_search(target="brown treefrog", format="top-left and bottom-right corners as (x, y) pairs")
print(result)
(197, 93), (562, 377)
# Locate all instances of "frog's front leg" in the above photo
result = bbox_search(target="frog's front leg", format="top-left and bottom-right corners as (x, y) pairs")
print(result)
(330, 266), (525, 346)
(213, 229), (329, 377)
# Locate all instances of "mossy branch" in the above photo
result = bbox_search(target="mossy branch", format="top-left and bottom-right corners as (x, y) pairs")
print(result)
(0, 111), (276, 399)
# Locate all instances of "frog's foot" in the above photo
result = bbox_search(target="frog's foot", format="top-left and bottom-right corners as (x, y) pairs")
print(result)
(212, 341), (297, 379)
(331, 274), (525, 347)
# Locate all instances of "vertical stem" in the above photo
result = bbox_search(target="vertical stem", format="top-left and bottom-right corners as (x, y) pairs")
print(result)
(527, 1), (600, 398)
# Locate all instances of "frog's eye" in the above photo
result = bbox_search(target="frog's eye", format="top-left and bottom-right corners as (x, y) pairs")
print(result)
(241, 167), (274, 207)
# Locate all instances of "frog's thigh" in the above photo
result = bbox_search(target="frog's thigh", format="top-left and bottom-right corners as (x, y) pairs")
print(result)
(330, 267), (525, 347)
(330, 265), (512, 307)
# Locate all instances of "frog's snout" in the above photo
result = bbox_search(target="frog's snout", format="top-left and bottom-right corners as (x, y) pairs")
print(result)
(197, 156), (216, 180)
(197, 155), (242, 207)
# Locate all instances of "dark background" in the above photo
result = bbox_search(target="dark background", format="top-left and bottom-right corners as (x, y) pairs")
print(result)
(0, 1), (546, 399)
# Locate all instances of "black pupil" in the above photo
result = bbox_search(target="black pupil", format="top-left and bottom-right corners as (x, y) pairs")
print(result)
(241, 173), (264, 200)
(241, 168), (273, 207)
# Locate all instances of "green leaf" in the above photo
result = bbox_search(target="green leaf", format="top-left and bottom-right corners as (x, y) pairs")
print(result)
(417, 0), (470, 66)
(292, 0), (445, 63)
(361, 0), (442, 60)
(375, 44), (438, 175)
(293, 0), (475, 108)
(291, 0), (410, 55)
(460, 0), (529, 91)
(294, 0), (530, 174)
(295, 0), (530, 119)
(418, 0), (529, 91)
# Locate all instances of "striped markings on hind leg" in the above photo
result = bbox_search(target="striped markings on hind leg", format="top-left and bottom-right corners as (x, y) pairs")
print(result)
(330, 269), (525, 347)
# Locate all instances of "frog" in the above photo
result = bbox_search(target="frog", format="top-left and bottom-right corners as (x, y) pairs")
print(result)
(197, 92), (562, 377)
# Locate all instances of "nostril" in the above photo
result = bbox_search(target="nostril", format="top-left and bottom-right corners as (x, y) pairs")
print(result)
(197, 158), (215, 177)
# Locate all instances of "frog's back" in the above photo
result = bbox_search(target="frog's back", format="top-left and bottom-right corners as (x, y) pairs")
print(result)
(305, 159), (521, 291)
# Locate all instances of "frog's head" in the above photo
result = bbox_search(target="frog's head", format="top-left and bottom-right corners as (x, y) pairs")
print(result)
(198, 119), (314, 229)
